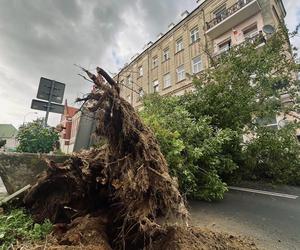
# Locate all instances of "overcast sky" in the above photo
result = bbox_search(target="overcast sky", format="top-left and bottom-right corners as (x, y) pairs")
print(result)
(0, 0), (299, 128)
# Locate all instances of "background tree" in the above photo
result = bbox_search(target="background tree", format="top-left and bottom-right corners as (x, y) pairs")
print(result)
(17, 119), (59, 153)
(141, 29), (300, 200)
(184, 29), (299, 132)
(141, 94), (237, 201)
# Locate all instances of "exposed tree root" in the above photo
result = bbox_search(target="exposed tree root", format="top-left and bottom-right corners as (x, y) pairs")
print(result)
(24, 67), (188, 249)
(23, 67), (257, 249)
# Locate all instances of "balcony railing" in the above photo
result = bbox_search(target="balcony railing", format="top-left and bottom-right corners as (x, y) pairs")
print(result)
(207, 0), (255, 30)
(212, 33), (266, 62)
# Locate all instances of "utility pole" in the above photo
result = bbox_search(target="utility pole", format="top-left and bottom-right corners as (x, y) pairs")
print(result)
(44, 80), (55, 127)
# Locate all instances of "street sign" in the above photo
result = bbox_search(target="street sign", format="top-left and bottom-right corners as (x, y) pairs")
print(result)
(37, 77), (65, 104)
(32, 77), (66, 126)
(31, 99), (64, 114)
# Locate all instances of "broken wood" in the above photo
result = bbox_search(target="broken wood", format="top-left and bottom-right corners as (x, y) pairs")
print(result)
(0, 184), (31, 206)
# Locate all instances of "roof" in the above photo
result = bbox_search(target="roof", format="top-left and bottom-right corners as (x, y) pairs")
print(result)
(66, 106), (78, 117)
(0, 124), (18, 138)
(62, 99), (79, 118)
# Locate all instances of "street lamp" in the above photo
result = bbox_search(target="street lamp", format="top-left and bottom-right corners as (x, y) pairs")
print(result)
(23, 112), (38, 125)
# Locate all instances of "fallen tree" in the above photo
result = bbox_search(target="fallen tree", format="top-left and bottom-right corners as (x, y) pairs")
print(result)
(23, 67), (257, 249)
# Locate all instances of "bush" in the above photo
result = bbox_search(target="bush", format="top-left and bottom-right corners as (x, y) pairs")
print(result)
(0, 209), (52, 249)
(17, 119), (59, 153)
(242, 125), (300, 185)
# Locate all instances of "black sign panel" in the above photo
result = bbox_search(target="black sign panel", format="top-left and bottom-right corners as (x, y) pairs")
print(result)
(37, 77), (65, 104)
(31, 99), (64, 114)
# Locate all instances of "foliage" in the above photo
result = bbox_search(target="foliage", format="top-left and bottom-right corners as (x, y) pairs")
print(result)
(0, 209), (52, 249)
(141, 94), (239, 201)
(242, 125), (300, 185)
(141, 29), (300, 200)
(184, 29), (299, 132)
(0, 140), (6, 148)
(17, 119), (59, 153)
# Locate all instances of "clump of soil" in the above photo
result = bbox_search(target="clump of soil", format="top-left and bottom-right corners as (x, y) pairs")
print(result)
(19, 224), (257, 250)
(151, 226), (257, 250)
(23, 67), (257, 249)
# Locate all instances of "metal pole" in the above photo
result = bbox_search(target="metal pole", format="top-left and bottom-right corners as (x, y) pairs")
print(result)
(44, 81), (55, 127)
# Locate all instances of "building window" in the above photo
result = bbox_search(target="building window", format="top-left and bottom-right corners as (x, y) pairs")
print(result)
(127, 75), (132, 86)
(190, 27), (199, 44)
(243, 24), (258, 39)
(214, 4), (227, 22)
(218, 39), (231, 54)
(153, 79), (159, 93)
(176, 38), (184, 53)
(139, 66), (143, 77)
(176, 65), (185, 82)
(163, 73), (171, 88)
(192, 56), (202, 74)
(152, 56), (158, 68)
(256, 115), (278, 129)
(163, 48), (170, 61)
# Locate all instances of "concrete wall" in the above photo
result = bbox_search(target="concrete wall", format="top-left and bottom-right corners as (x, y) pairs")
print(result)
(0, 153), (68, 194)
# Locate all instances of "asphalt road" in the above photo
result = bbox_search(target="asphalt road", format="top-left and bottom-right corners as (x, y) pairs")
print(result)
(189, 185), (300, 250)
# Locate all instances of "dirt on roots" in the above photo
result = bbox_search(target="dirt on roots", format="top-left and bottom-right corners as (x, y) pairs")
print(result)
(22, 67), (257, 250)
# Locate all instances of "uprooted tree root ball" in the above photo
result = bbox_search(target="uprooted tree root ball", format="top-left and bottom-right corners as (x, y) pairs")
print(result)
(23, 67), (257, 249)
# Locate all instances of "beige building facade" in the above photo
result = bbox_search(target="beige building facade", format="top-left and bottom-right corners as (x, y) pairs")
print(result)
(115, 0), (286, 108)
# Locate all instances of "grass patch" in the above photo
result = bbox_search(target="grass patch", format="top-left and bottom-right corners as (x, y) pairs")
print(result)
(0, 208), (52, 249)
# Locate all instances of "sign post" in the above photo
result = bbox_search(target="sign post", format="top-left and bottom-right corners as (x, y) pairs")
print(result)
(32, 77), (66, 127)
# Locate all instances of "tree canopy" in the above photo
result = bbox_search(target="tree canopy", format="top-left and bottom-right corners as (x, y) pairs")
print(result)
(140, 29), (300, 200)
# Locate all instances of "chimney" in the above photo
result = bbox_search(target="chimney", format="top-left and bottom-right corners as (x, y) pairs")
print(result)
(197, 0), (205, 4)
(147, 41), (153, 48)
(143, 41), (153, 50)
(157, 33), (163, 39)
(181, 10), (189, 19)
(168, 23), (175, 31)
(131, 53), (139, 61)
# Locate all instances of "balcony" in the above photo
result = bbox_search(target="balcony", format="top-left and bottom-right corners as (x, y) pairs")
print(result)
(212, 33), (266, 63)
(206, 0), (261, 39)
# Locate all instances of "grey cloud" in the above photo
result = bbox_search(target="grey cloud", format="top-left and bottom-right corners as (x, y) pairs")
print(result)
(0, 0), (297, 127)
(0, 0), (198, 127)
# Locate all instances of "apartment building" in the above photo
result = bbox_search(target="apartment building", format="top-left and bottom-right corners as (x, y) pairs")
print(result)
(115, 0), (286, 108)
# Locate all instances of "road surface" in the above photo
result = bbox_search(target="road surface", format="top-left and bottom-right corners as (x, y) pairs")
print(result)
(189, 185), (300, 250)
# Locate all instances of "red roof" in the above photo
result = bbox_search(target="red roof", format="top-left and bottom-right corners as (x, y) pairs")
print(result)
(60, 100), (79, 122)
(66, 106), (78, 118)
